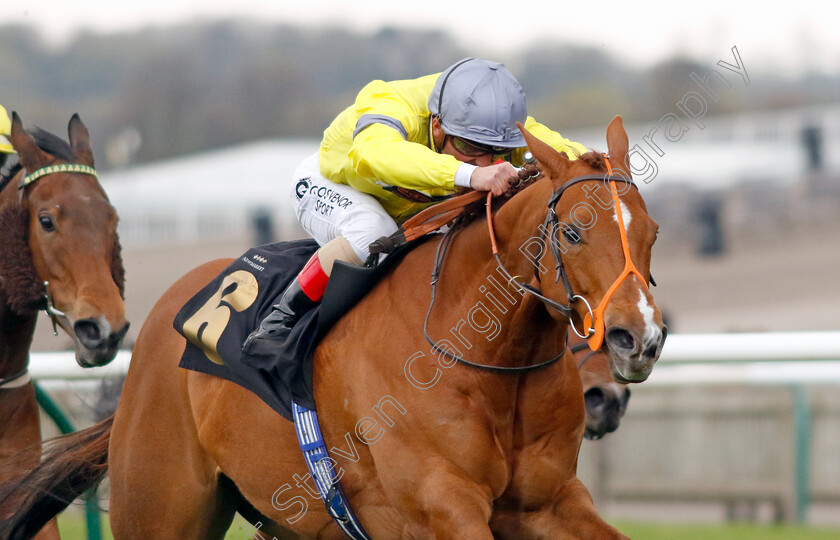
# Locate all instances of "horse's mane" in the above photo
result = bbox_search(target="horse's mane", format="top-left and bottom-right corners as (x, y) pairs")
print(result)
(577, 150), (608, 172)
(29, 127), (75, 162)
(455, 148), (606, 227)
(0, 204), (44, 313)
(0, 128), (75, 192)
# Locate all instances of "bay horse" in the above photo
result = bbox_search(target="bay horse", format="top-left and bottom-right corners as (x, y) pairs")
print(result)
(0, 113), (127, 538)
(1, 116), (664, 539)
(573, 336), (631, 440)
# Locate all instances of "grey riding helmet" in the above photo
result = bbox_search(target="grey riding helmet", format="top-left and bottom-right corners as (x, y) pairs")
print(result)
(428, 58), (527, 149)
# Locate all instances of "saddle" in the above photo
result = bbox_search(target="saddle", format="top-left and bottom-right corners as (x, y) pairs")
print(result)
(173, 238), (424, 420)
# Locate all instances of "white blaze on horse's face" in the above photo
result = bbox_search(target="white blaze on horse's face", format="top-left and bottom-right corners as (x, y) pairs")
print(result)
(615, 201), (631, 232)
(636, 289), (662, 351)
(600, 192), (665, 384)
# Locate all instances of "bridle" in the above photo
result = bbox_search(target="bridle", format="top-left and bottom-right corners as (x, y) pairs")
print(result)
(424, 155), (650, 373)
(16, 163), (99, 335)
(496, 156), (649, 351)
(0, 162), (96, 391)
(571, 340), (599, 370)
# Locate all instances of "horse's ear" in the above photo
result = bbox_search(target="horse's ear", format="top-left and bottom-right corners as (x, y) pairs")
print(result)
(9, 112), (51, 172)
(606, 115), (630, 177)
(68, 114), (94, 167)
(516, 122), (567, 178)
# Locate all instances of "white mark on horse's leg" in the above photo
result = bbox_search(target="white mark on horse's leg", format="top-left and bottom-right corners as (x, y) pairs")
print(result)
(614, 201), (632, 232)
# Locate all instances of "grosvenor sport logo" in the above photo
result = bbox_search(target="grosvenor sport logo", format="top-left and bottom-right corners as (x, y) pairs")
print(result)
(295, 177), (310, 200)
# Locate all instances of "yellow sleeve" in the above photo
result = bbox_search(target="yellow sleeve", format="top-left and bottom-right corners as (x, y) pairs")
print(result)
(344, 78), (461, 192)
(349, 123), (460, 191)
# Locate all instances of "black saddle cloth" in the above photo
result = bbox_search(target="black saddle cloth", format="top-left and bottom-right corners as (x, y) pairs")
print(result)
(173, 238), (423, 421)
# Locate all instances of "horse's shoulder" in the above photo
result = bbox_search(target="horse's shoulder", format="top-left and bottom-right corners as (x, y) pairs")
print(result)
(178, 258), (234, 289)
(148, 258), (236, 320)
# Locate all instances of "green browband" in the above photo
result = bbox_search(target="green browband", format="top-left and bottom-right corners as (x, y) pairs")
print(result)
(19, 163), (98, 189)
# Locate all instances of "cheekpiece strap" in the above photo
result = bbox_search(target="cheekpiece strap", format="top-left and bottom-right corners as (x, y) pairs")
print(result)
(19, 163), (98, 190)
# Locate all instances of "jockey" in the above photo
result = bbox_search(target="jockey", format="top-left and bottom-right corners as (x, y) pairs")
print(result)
(0, 104), (17, 178)
(243, 58), (586, 354)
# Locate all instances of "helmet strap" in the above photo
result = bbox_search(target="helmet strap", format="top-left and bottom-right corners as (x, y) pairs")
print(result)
(429, 116), (443, 153)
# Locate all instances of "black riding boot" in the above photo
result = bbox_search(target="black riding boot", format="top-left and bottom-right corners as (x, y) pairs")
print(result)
(242, 246), (331, 362)
(242, 277), (318, 355)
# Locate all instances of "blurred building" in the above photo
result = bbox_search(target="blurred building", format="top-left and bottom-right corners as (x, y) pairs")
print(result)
(100, 103), (840, 251)
(101, 139), (318, 248)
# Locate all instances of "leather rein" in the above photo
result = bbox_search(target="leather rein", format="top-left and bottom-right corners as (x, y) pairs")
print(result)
(422, 156), (643, 373)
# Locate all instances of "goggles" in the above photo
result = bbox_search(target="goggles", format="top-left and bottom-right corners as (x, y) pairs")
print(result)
(449, 135), (511, 158)
(0, 152), (18, 181)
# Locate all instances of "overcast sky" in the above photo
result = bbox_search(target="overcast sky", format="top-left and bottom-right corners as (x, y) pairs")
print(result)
(6, 1), (838, 76)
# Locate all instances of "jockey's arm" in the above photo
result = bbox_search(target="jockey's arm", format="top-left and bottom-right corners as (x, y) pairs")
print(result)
(349, 121), (464, 192)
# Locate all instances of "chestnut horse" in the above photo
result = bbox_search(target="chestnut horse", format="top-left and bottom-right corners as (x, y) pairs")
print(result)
(0, 114), (127, 538)
(573, 336), (631, 441)
(1, 116), (664, 539)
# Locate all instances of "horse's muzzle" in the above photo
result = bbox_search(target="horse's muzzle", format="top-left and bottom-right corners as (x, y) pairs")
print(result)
(74, 318), (130, 367)
(605, 324), (667, 383)
(583, 384), (631, 440)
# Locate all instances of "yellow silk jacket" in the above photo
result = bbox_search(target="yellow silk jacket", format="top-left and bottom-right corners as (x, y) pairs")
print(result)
(318, 73), (587, 222)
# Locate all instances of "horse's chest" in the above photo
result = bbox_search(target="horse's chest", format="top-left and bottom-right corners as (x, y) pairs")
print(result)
(503, 380), (585, 502)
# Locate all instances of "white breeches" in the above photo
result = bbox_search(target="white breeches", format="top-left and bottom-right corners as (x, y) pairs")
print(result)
(290, 153), (399, 261)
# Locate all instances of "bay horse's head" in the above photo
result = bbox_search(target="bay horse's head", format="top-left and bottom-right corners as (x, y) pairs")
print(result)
(519, 116), (666, 382)
(0, 113), (128, 367)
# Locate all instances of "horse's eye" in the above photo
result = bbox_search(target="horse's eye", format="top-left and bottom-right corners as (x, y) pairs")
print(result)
(38, 215), (56, 232)
(562, 226), (581, 244)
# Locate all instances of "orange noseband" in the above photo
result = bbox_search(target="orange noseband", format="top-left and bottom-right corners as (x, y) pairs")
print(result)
(582, 157), (649, 350)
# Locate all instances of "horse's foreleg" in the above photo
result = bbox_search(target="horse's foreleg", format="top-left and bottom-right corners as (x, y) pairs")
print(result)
(364, 462), (496, 540)
(1, 385), (62, 539)
(109, 342), (238, 538)
(490, 477), (627, 540)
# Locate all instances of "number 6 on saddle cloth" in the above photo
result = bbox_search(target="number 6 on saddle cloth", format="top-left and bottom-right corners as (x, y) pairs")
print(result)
(174, 237), (422, 420)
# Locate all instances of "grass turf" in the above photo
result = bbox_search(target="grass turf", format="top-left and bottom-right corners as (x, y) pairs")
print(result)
(57, 511), (840, 539)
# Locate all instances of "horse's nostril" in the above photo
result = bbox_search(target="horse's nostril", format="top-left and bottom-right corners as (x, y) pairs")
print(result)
(74, 319), (106, 349)
(584, 387), (606, 411)
(644, 344), (659, 358)
(606, 328), (636, 352)
(108, 322), (130, 347)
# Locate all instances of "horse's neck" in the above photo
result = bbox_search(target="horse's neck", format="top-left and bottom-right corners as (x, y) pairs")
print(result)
(427, 188), (578, 436)
(0, 300), (37, 377)
(438, 180), (569, 365)
(0, 175), (18, 208)
(0, 172), (38, 376)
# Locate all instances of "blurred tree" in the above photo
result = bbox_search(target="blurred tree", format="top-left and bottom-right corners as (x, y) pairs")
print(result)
(1, 20), (833, 170)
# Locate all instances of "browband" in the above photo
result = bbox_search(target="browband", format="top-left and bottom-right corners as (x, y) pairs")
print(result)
(19, 163), (98, 190)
